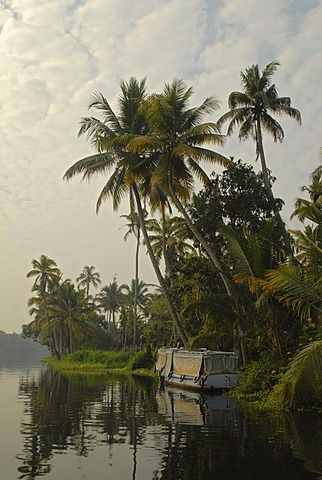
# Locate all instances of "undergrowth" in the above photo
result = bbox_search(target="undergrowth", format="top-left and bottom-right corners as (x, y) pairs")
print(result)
(232, 351), (287, 407)
(46, 346), (157, 375)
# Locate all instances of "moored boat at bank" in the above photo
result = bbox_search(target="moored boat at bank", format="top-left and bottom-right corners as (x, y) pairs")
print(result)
(155, 347), (239, 392)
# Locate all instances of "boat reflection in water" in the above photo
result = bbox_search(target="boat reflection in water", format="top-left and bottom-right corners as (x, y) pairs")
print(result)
(156, 386), (239, 426)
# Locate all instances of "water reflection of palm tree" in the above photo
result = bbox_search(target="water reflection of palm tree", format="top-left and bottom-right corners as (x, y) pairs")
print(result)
(17, 369), (100, 477)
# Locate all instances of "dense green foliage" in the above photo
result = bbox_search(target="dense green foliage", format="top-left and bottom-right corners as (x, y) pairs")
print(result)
(46, 347), (157, 374)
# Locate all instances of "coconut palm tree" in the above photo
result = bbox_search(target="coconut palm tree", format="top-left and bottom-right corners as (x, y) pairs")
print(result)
(63, 77), (189, 346)
(76, 265), (102, 298)
(120, 279), (152, 348)
(145, 214), (196, 291)
(127, 79), (254, 355)
(51, 280), (96, 354)
(96, 279), (124, 326)
(128, 79), (234, 295)
(289, 168), (322, 281)
(257, 172), (322, 407)
(291, 166), (322, 223)
(218, 61), (301, 198)
(121, 279), (152, 313)
(26, 255), (62, 357)
(27, 255), (61, 292)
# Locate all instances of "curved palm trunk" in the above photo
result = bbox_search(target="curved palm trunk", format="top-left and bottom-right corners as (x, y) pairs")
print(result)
(168, 176), (233, 296)
(168, 175), (249, 364)
(132, 184), (189, 347)
(161, 207), (173, 279)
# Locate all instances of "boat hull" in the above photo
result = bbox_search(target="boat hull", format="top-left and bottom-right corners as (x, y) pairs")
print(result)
(161, 371), (239, 392)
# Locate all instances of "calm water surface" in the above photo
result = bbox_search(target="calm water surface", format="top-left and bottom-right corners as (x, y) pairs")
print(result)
(0, 364), (321, 480)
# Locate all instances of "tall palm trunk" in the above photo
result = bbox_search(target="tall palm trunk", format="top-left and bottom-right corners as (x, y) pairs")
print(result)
(256, 118), (293, 258)
(168, 175), (232, 295)
(41, 287), (60, 359)
(68, 307), (73, 354)
(168, 174), (249, 364)
(132, 184), (189, 347)
(161, 206), (173, 280)
(133, 228), (140, 349)
(255, 118), (273, 198)
(160, 206), (185, 341)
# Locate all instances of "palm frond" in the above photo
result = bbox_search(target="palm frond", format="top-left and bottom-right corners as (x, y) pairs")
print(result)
(227, 91), (252, 110)
(282, 340), (322, 408)
(261, 266), (322, 321)
(63, 153), (116, 181)
(88, 91), (122, 132)
(182, 294), (237, 322)
(187, 158), (211, 186)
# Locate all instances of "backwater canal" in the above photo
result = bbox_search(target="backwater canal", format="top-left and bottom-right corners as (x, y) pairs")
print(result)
(0, 364), (321, 480)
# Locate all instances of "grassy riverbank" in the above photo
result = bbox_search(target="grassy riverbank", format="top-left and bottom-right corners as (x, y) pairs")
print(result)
(45, 347), (158, 377)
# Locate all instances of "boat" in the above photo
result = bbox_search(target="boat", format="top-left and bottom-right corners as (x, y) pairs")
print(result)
(155, 347), (239, 392)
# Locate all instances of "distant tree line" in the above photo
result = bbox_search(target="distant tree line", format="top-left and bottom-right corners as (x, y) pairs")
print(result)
(0, 330), (49, 364)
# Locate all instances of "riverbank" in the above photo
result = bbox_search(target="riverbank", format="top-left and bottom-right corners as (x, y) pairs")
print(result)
(45, 347), (158, 378)
(46, 347), (321, 413)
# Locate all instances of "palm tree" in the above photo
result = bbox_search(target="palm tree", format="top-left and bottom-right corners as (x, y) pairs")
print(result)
(146, 214), (196, 284)
(291, 166), (322, 223)
(218, 61), (301, 199)
(259, 265), (322, 408)
(257, 172), (322, 407)
(121, 212), (147, 348)
(220, 220), (291, 353)
(290, 169), (322, 281)
(121, 279), (152, 312)
(63, 77), (189, 346)
(76, 265), (102, 298)
(27, 255), (61, 292)
(51, 280), (96, 354)
(128, 79), (234, 294)
(26, 255), (62, 357)
(120, 279), (152, 348)
(128, 79), (255, 354)
(96, 279), (124, 326)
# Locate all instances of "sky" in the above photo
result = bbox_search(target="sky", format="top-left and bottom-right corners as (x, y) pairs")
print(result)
(1, 0), (321, 333)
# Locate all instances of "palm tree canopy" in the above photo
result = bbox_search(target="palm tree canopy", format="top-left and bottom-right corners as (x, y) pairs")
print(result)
(96, 280), (124, 317)
(291, 167), (322, 222)
(76, 265), (101, 296)
(218, 61), (301, 144)
(127, 78), (229, 202)
(26, 255), (61, 292)
(63, 77), (150, 215)
(120, 279), (152, 310)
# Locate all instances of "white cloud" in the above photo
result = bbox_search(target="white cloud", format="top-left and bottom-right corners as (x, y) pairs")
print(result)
(0, 0), (322, 332)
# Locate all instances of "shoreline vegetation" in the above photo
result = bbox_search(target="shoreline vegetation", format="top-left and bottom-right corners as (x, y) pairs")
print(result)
(44, 347), (158, 378)
(44, 346), (322, 414)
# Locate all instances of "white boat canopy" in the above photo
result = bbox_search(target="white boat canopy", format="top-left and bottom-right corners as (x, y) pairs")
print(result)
(156, 348), (238, 378)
